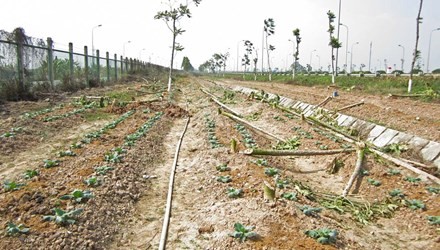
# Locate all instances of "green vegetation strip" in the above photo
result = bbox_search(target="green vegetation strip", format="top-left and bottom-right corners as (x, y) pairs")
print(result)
(43, 103), (96, 122)
(124, 112), (163, 146)
(81, 110), (135, 144)
(22, 104), (64, 119)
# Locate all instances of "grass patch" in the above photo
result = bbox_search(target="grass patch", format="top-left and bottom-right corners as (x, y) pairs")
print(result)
(107, 91), (136, 102)
(82, 110), (114, 122)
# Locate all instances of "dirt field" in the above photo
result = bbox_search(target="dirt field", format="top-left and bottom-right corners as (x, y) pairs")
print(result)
(0, 76), (439, 249)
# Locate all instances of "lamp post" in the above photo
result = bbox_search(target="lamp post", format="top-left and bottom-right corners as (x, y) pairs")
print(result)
(316, 55), (321, 71)
(427, 28), (440, 73)
(339, 23), (349, 73)
(350, 42), (359, 73)
(236, 40), (245, 72)
(309, 49), (316, 72)
(398, 44), (405, 72)
(335, 0), (342, 75)
(123, 41), (131, 58)
(91, 24), (102, 58)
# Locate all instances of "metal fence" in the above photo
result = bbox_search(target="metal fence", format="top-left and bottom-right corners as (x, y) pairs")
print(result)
(0, 29), (151, 100)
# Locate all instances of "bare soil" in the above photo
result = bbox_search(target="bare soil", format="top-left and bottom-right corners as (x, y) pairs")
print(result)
(0, 77), (438, 250)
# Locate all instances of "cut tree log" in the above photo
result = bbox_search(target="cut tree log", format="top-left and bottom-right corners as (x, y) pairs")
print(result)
(342, 142), (366, 197)
(388, 93), (426, 98)
(242, 148), (355, 156)
(263, 181), (276, 201)
(336, 101), (365, 112)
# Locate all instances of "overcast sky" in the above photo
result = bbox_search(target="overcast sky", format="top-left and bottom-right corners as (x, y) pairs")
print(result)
(1, 0), (440, 72)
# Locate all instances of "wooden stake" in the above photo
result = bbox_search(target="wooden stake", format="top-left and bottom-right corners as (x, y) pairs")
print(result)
(242, 148), (355, 156)
(342, 142), (366, 197)
(230, 138), (238, 153)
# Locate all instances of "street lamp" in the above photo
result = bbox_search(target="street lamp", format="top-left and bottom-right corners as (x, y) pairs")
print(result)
(398, 44), (405, 72)
(123, 40), (131, 58)
(139, 48), (146, 60)
(236, 40), (245, 72)
(92, 24), (102, 58)
(316, 55), (321, 71)
(335, 0), (342, 75)
(339, 23), (349, 73)
(427, 27), (440, 73)
(309, 49), (316, 72)
(350, 42), (359, 73)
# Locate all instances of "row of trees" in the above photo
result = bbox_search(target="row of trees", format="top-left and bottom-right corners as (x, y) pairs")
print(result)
(156, 0), (425, 93)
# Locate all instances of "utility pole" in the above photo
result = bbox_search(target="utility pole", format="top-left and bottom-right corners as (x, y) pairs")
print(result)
(335, 0), (342, 75)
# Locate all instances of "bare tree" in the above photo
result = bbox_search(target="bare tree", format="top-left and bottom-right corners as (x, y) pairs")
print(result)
(327, 11), (342, 84)
(292, 28), (301, 80)
(154, 0), (202, 93)
(264, 18), (276, 81)
(408, 0), (424, 93)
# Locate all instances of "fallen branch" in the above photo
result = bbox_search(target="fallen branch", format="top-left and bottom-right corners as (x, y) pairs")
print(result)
(388, 93), (426, 98)
(71, 96), (109, 100)
(220, 110), (285, 142)
(200, 88), (242, 117)
(342, 142), (366, 197)
(372, 149), (440, 184)
(316, 96), (333, 108)
(159, 117), (190, 250)
(242, 148), (355, 156)
(124, 98), (161, 104)
(336, 101), (364, 112)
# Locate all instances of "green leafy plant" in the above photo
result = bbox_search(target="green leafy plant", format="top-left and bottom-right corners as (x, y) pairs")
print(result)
(427, 216), (440, 225)
(235, 124), (257, 148)
(382, 143), (408, 155)
(217, 176), (232, 183)
(404, 176), (421, 183)
(229, 223), (257, 242)
(125, 112), (163, 146)
(281, 192), (297, 201)
(406, 199), (426, 210)
(360, 169), (370, 176)
(273, 115), (285, 122)
(426, 186), (439, 194)
(84, 177), (100, 187)
(95, 165), (114, 175)
(367, 178), (381, 186)
(276, 178), (290, 189)
(104, 151), (123, 163)
(1, 132), (15, 138)
(274, 137), (301, 150)
(299, 205), (322, 216)
(43, 208), (83, 225)
(305, 228), (338, 244)
(58, 150), (76, 157)
(59, 189), (93, 203)
(227, 188), (243, 198)
(3, 180), (25, 192)
(387, 169), (401, 176)
(70, 142), (83, 149)
(319, 145), (329, 150)
(253, 158), (268, 167)
(205, 116), (221, 148)
(43, 159), (60, 168)
(216, 163), (231, 172)
(389, 189), (405, 198)
(264, 167), (279, 177)
(23, 169), (39, 179)
(6, 222), (29, 236)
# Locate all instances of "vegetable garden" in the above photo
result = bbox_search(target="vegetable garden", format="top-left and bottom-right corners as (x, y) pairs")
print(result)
(0, 75), (439, 249)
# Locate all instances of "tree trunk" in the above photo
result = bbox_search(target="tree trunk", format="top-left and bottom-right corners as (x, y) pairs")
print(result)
(167, 19), (177, 93)
(242, 148), (355, 156)
(408, 0), (424, 93)
(341, 143), (365, 197)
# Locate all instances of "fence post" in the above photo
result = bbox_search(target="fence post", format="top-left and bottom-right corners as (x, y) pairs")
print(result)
(120, 55), (124, 75)
(130, 58), (133, 73)
(84, 46), (89, 88)
(106, 51), (110, 82)
(47, 37), (54, 89)
(96, 49), (101, 86)
(125, 57), (128, 73)
(114, 54), (118, 81)
(69, 43), (74, 84)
